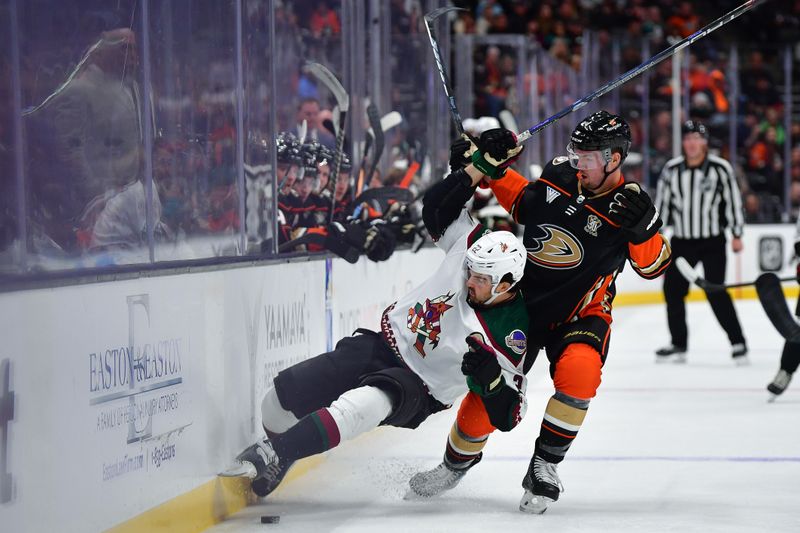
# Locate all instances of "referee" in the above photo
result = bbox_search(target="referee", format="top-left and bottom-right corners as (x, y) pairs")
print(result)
(654, 120), (748, 364)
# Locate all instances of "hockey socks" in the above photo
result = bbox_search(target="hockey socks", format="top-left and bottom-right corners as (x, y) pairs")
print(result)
(270, 408), (341, 463)
(535, 391), (589, 463)
(444, 422), (487, 469)
(270, 386), (394, 463)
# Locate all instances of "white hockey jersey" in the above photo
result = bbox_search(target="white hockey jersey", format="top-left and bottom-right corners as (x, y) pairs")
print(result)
(380, 208), (529, 406)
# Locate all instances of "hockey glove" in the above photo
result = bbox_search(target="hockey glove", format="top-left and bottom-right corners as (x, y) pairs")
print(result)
(462, 335), (505, 397)
(607, 182), (662, 244)
(364, 221), (397, 262)
(471, 128), (525, 179)
(449, 133), (478, 171)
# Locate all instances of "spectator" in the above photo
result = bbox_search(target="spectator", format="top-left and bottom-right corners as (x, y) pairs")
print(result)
(297, 97), (335, 150)
(308, 1), (341, 38)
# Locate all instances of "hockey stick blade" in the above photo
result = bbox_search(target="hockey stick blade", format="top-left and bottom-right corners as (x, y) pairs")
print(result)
(304, 62), (349, 113)
(675, 256), (702, 286)
(755, 273), (800, 343)
(380, 111), (402, 133)
(298, 119), (308, 143)
(674, 255), (795, 292)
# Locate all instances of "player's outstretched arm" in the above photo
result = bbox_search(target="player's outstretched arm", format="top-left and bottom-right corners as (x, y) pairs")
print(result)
(422, 168), (477, 241)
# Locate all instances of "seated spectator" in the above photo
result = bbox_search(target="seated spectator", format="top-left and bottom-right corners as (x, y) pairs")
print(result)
(297, 97), (335, 149)
(308, 0), (341, 38)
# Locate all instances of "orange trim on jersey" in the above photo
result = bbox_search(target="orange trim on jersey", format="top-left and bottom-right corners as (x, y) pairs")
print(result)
(537, 177), (573, 198)
(628, 233), (672, 279)
(487, 169), (528, 222)
(456, 391), (496, 437)
(583, 204), (621, 228)
(565, 274), (615, 325)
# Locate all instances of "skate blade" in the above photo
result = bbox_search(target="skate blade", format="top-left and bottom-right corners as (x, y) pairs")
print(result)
(218, 461), (258, 478)
(767, 394), (779, 403)
(519, 490), (553, 514)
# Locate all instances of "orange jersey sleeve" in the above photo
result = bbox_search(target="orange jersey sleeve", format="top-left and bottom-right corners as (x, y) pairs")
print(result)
(486, 169), (529, 222)
(628, 232), (672, 279)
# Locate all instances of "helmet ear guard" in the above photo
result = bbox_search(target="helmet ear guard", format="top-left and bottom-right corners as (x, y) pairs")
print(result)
(570, 110), (632, 166)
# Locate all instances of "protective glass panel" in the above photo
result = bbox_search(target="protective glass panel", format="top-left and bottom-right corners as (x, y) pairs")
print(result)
(20, 1), (149, 270)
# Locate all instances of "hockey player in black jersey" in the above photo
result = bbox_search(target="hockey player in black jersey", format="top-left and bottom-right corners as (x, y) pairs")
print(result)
(423, 110), (671, 513)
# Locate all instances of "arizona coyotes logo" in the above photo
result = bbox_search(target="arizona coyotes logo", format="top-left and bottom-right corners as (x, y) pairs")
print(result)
(526, 224), (584, 269)
(407, 292), (455, 357)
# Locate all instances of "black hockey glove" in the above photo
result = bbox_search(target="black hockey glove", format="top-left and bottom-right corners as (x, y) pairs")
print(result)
(471, 128), (525, 179)
(449, 133), (478, 171)
(462, 335), (505, 397)
(607, 183), (662, 244)
(364, 221), (397, 262)
(324, 222), (365, 264)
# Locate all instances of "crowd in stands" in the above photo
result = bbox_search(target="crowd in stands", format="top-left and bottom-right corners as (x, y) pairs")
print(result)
(3, 0), (800, 275)
(453, 0), (800, 221)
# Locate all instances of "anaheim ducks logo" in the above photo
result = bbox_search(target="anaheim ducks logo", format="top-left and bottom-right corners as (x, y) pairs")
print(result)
(526, 224), (584, 269)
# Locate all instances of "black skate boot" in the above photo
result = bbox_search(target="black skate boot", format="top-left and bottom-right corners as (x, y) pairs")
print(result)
(731, 343), (749, 366)
(519, 455), (563, 514)
(655, 344), (687, 364)
(235, 440), (292, 497)
(767, 369), (792, 401)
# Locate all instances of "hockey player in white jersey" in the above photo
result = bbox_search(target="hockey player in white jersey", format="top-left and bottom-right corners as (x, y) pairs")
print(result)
(225, 157), (530, 498)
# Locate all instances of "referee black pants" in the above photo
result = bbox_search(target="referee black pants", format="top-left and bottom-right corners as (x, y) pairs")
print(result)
(663, 236), (746, 348)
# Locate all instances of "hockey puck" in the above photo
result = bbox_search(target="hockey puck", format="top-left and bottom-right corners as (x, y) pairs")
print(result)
(261, 515), (280, 524)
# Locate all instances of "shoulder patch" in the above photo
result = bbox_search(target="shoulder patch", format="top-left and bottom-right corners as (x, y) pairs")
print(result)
(553, 156), (569, 165)
(505, 329), (527, 355)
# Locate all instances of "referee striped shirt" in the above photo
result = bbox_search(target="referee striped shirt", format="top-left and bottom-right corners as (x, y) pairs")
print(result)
(654, 154), (745, 239)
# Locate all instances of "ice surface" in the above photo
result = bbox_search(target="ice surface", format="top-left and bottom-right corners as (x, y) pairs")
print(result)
(209, 299), (800, 533)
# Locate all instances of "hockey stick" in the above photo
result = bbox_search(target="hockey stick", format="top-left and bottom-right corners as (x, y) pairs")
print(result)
(377, 111), (402, 134)
(304, 62), (349, 222)
(755, 273), (800, 343)
(424, 6), (467, 134)
(676, 256), (795, 292)
(355, 131), (374, 198)
(515, 0), (766, 144)
(362, 102), (385, 195)
(498, 110), (519, 135)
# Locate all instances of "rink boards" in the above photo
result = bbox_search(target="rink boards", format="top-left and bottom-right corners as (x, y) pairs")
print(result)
(0, 224), (796, 532)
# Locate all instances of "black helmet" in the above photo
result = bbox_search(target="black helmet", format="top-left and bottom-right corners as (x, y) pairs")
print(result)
(339, 153), (352, 173)
(299, 142), (321, 176)
(570, 110), (632, 161)
(682, 120), (708, 138)
(276, 131), (303, 165)
(316, 145), (334, 166)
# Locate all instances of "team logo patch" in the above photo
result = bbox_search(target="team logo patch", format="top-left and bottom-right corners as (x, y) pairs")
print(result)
(546, 187), (560, 204)
(584, 214), (602, 237)
(505, 329), (527, 355)
(526, 224), (584, 269)
(407, 292), (455, 357)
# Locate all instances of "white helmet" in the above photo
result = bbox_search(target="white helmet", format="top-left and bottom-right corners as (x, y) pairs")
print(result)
(465, 231), (525, 304)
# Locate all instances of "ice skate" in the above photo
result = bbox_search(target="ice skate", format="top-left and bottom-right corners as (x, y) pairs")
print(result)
(406, 460), (471, 498)
(767, 369), (792, 402)
(655, 345), (687, 364)
(519, 455), (563, 514)
(731, 343), (749, 366)
(224, 440), (288, 497)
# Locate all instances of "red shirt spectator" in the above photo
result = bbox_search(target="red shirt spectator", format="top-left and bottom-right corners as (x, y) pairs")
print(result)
(309, 2), (341, 37)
